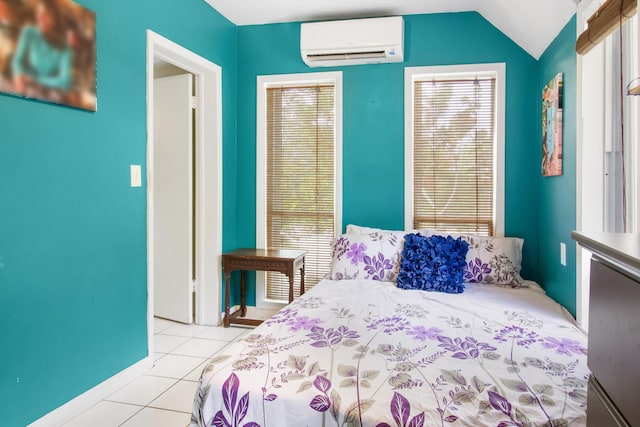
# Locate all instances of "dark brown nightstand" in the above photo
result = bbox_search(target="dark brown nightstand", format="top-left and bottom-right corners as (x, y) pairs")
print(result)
(222, 248), (305, 327)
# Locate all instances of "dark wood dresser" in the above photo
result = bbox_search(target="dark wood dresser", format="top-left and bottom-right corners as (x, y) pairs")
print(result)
(572, 232), (640, 427)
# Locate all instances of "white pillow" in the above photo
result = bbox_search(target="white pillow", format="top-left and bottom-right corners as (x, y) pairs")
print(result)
(463, 235), (524, 286)
(426, 231), (525, 287)
(346, 224), (425, 235)
(343, 226), (525, 287)
(329, 231), (405, 282)
(346, 224), (400, 234)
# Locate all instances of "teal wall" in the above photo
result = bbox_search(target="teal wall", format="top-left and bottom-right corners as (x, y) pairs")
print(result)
(236, 12), (540, 306)
(0, 1), (237, 425)
(537, 16), (578, 315)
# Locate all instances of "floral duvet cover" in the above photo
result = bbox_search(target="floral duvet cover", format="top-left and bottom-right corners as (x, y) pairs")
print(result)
(191, 279), (588, 427)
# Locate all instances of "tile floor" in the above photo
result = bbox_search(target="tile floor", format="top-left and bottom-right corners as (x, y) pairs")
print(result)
(62, 317), (256, 427)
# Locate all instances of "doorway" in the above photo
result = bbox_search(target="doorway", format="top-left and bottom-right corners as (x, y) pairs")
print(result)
(153, 68), (195, 324)
(146, 31), (223, 356)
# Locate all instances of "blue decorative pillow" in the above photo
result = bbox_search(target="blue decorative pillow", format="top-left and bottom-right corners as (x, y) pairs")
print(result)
(397, 233), (469, 293)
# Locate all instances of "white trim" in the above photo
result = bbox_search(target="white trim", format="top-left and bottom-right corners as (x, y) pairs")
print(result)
(633, 13), (640, 233)
(27, 357), (152, 427)
(256, 72), (343, 308)
(404, 63), (506, 236)
(147, 30), (223, 335)
(575, 0), (609, 330)
(576, 0), (588, 330)
(623, 15), (639, 234)
(404, 70), (414, 231)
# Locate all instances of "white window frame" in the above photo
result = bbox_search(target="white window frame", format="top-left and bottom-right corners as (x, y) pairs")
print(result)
(256, 72), (343, 308)
(404, 63), (506, 236)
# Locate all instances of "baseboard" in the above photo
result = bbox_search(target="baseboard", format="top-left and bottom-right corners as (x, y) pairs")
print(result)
(28, 356), (153, 427)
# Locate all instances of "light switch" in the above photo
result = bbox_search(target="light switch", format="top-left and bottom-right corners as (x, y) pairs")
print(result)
(130, 165), (142, 187)
(560, 242), (566, 266)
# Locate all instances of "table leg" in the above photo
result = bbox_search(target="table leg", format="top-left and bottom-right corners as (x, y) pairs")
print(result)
(224, 272), (231, 327)
(300, 257), (305, 295)
(288, 272), (294, 303)
(240, 270), (247, 317)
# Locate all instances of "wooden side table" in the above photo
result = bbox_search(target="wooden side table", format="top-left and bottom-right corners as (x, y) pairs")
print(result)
(222, 248), (305, 327)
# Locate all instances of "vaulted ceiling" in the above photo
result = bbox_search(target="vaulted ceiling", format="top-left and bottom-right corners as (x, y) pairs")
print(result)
(204, 0), (579, 59)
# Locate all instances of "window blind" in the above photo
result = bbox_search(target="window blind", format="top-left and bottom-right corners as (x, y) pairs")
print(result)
(412, 77), (496, 235)
(265, 84), (335, 301)
(575, 0), (637, 55)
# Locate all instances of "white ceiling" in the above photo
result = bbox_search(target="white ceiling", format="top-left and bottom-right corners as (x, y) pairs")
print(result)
(204, 0), (579, 59)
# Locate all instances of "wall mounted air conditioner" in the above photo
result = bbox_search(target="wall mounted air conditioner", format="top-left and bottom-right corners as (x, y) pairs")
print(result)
(300, 16), (404, 67)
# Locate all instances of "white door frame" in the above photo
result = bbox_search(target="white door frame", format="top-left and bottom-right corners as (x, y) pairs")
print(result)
(146, 30), (223, 355)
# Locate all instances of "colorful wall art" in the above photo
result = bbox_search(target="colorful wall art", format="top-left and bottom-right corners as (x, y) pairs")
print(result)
(0, 0), (96, 111)
(541, 73), (563, 176)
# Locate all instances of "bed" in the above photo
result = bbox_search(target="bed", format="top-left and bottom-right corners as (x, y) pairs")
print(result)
(190, 230), (588, 427)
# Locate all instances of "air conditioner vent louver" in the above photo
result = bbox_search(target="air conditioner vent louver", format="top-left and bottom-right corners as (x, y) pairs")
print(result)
(306, 51), (387, 62)
(300, 17), (404, 67)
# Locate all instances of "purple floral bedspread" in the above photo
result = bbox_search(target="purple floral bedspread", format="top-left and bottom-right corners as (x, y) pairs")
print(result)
(191, 279), (588, 427)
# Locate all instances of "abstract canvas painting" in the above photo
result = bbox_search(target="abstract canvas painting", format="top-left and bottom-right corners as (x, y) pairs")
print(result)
(541, 73), (563, 176)
(0, 0), (96, 111)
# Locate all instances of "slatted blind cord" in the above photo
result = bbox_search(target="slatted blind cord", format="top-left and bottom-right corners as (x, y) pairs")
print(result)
(474, 78), (480, 233)
(430, 80), (438, 228)
(315, 86), (321, 247)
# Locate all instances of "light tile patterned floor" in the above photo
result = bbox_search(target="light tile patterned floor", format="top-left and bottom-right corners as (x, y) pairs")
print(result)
(62, 318), (252, 427)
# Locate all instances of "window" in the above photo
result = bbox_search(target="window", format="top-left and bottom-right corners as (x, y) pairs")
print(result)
(257, 72), (342, 305)
(603, 24), (638, 233)
(405, 64), (505, 236)
(577, 0), (638, 329)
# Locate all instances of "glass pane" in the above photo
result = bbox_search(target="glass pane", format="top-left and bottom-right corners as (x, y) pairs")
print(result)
(266, 85), (336, 301)
(413, 77), (496, 235)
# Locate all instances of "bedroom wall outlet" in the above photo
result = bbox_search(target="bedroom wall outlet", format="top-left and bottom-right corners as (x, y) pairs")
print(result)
(560, 242), (567, 266)
(130, 165), (142, 187)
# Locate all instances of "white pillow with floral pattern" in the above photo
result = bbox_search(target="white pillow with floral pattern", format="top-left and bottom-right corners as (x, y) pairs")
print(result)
(329, 231), (404, 282)
(462, 235), (524, 286)
(426, 231), (525, 287)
